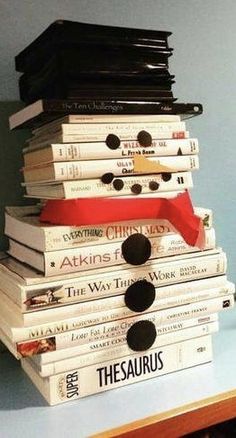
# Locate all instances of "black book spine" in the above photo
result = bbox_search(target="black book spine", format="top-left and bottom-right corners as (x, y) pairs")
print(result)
(43, 100), (202, 116)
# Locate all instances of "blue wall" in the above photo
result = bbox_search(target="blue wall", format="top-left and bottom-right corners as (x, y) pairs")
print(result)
(0, 0), (235, 279)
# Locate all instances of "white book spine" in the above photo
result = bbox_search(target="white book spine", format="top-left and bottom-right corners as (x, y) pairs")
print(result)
(56, 129), (190, 143)
(4, 207), (212, 252)
(36, 121), (187, 136)
(14, 294), (234, 345)
(35, 314), (218, 365)
(28, 130), (190, 149)
(12, 282), (234, 334)
(32, 115), (182, 135)
(24, 138), (199, 163)
(24, 171), (193, 199)
(24, 156), (199, 182)
(9, 227), (215, 276)
(21, 335), (213, 405)
(1, 249), (226, 311)
(19, 276), (229, 326)
(43, 206), (210, 249)
(63, 171), (192, 199)
(2, 249), (226, 311)
(35, 321), (219, 376)
(42, 228), (215, 276)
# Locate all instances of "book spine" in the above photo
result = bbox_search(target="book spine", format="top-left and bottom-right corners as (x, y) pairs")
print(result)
(24, 138), (199, 162)
(35, 321), (219, 376)
(25, 156), (199, 182)
(15, 294), (234, 346)
(21, 276), (229, 326)
(13, 283), (234, 336)
(43, 228), (215, 276)
(54, 138), (199, 160)
(56, 129), (191, 144)
(28, 130), (190, 149)
(13, 250), (227, 311)
(42, 206), (211, 251)
(21, 335), (213, 405)
(35, 314), (218, 365)
(33, 116), (182, 135)
(62, 171), (193, 199)
(10, 102), (203, 131)
(57, 121), (187, 135)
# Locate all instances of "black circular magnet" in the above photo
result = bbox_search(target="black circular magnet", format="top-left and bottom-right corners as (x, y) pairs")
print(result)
(121, 233), (151, 265)
(125, 280), (156, 312)
(137, 130), (152, 147)
(126, 320), (157, 351)
(105, 134), (121, 149)
(101, 173), (114, 184)
(113, 178), (124, 191)
(131, 183), (142, 195)
(149, 181), (160, 191)
(161, 173), (172, 182)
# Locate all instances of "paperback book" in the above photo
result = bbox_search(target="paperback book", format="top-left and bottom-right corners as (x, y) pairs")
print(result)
(21, 335), (213, 405)
(7, 228), (215, 276)
(0, 249), (226, 311)
(5, 205), (211, 252)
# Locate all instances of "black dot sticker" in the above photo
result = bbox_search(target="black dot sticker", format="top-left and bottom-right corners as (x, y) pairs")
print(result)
(137, 130), (152, 147)
(101, 173), (114, 184)
(149, 181), (159, 191)
(131, 183), (142, 195)
(126, 320), (157, 351)
(105, 134), (121, 150)
(162, 173), (172, 182)
(125, 280), (156, 312)
(113, 178), (124, 191)
(121, 233), (151, 265)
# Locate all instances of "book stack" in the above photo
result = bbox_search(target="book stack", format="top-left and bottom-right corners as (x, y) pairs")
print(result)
(0, 21), (234, 406)
(16, 20), (175, 104)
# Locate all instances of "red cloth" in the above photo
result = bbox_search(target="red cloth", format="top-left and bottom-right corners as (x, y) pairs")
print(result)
(40, 191), (205, 249)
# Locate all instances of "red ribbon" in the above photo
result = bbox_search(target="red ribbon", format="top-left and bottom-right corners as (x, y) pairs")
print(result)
(40, 191), (205, 249)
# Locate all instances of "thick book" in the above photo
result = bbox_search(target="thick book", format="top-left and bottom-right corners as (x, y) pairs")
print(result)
(22, 155), (199, 183)
(0, 276), (229, 326)
(21, 85), (175, 105)
(22, 172), (193, 199)
(21, 335), (213, 405)
(15, 20), (172, 73)
(0, 249), (226, 312)
(32, 321), (219, 377)
(19, 71), (175, 105)
(7, 228), (215, 276)
(4, 205), (211, 252)
(23, 138), (199, 165)
(9, 101), (203, 130)
(0, 294), (233, 346)
(33, 315), (219, 366)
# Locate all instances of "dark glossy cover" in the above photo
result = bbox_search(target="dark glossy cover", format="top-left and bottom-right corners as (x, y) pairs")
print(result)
(19, 70), (175, 104)
(15, 19), (172, 72)
(16, 43), (172, 75)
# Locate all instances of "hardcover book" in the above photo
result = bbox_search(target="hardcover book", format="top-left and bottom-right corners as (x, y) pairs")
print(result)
(9, 101), (203, 130)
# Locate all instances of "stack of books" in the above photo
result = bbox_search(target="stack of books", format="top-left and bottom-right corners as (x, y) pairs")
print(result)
(16, 20), (175, 104)
(0, 21), (234, 406)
